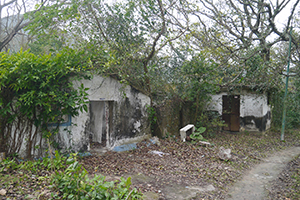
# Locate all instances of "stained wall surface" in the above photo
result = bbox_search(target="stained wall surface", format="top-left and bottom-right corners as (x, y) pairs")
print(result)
(56, 75), (151, 152)
(207, 91), (271, 132)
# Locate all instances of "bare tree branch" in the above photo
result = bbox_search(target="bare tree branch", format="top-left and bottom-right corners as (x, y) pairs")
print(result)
(0, 0), (47, 51)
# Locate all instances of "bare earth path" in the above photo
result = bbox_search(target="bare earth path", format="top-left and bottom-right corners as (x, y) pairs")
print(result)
(226, 146), (300, 200)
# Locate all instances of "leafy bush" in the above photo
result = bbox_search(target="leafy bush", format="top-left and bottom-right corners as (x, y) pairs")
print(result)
(51, 155), (142, 200)
(0, 158), (19, 173)
(146, 105), (157, 134)
(0, 48), (91, 158)
(178, 54), (220, 116)
(41, 150), (68, 171)
(190, 127), (206, 142)
(270, 90), (300, 130)
(196, 112), (226, 137)
(1, 152), (142, 199)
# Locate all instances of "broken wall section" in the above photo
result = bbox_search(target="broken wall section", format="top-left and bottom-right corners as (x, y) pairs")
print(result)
(153, 99), (197, 138)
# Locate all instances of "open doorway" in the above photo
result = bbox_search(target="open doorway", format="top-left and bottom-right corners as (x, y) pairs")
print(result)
(222, 95), (240, 132)
(89, 101), (113, 148)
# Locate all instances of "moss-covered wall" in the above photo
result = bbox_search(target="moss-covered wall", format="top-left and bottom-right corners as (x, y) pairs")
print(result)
(154, 99), (197, 138)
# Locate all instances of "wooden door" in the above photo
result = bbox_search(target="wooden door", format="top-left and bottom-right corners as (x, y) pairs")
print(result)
(222, 95), (240, 132)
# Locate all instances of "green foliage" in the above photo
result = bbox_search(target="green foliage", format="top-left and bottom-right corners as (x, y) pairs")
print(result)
(190, 127), (206, 141)
(1, 152), (142, 199)
(41, 151), (68, 171)
(0, 48), (91, 157)
(0, 151), (67, 175)
(178, 54), (220, 121)
(28, 33), (67, 55)
(270, 88), (300, 130)
(11, 151), (67, 174)
(180, 54), (220, 99)
(146, 105), (157, 133)
(196, 112), (226, 137)
(26, 0), (187, 100)
(0, 158), (18, 173)
(51, 154), (142, 200)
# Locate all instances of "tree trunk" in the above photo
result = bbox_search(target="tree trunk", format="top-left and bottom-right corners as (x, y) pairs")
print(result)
(0, 117), (8, 154)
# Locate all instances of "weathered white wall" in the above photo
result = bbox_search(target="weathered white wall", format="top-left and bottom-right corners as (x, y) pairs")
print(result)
(240, 94), (269, 117)
(207, 92), (269, 117)
(56, 75), (151, 152)
(206, 91), (271, 132)
(206, 92), (226, 115)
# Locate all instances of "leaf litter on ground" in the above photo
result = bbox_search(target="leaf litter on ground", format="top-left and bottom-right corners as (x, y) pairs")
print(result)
(81, 130), (300, 199)
(1, 130), (300, 199)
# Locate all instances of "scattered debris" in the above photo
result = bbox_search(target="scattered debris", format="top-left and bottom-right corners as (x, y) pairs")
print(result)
(2, 131), (299, 200)
(199, 141), (211, 146)
(268, 154), (300, 200)
(149, 136), (160, 146)
(0, 189), (7, 196)
(112, 143), (137, 152)
(218, 146), (232, 160)
(148, 150), (169, 157)
(112, 137), (160, 152)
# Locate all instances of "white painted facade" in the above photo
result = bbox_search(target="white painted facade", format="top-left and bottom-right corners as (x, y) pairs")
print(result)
(56, 74), (151, 152)
(207, 91), (271, 132)
(207, 92), (270, 117)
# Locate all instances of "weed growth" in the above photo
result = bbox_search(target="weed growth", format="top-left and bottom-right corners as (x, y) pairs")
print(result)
(0, 152), (142, 199)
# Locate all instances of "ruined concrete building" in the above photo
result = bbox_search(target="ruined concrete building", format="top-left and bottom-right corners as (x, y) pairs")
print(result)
(207, 87), (271, 132)
(55, 75), (151, 153)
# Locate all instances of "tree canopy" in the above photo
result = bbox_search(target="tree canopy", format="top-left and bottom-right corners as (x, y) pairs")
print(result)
(23, 0), (300, 92)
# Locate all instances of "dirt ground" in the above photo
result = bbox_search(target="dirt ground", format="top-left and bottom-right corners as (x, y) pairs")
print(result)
(80, 130), (300, 200)
(1, 130), (300, 200)
(268, 153), (300, 200)
(226, 146), (300, 200)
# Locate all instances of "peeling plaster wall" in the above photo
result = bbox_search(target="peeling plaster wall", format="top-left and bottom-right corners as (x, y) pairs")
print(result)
(206, 91), (271, 132)
(56, 75), (151, 152)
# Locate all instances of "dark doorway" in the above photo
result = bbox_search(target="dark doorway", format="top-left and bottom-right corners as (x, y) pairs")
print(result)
(89, 101), (106, 147)
(222, 95), (240, 132)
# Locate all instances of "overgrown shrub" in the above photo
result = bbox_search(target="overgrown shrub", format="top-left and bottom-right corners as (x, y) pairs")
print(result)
(0, 152), (142, 199)
(0, 158), (19, 173)
(51, 159), (142, 200)
(178, 54), (220, 118)
(270, 90), (300, 130)
(0, 48), (91, 158)
(196, 112), (226, 137)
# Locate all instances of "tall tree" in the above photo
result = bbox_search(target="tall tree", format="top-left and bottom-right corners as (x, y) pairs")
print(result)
(180, 0), (300, 88)
(26, 0), (188, 102)
(0, 0), (47, 51)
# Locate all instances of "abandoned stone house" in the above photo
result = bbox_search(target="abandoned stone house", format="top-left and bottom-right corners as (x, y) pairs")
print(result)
(54, 74), (151, 153)
(206, 87), (271, 132)
(153, 86), (271, 140)
(54, 83), (271, 156)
